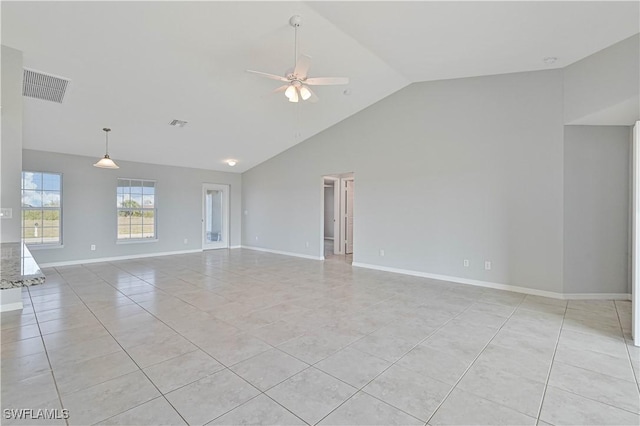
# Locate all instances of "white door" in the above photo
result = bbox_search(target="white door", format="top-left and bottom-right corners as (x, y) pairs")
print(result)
(202, 184), (229, 250)
(345, 180), (354, 254)
(633, 121), (640, 347)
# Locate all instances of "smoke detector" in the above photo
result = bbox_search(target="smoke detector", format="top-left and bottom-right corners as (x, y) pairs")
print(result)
(169, 119), (188, 127)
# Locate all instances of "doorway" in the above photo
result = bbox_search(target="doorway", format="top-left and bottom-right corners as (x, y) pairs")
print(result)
(202, 183), (229, 250)
(322, 173), (354, 263)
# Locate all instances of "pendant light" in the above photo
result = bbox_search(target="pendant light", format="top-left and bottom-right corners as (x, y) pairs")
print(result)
(93, 128), (119, 169)
(299, 85), (312, 101)
(286, 85), (299, 103)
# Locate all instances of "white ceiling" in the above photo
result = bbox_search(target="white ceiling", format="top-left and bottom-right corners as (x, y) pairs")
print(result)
(3, 1), (638, 173)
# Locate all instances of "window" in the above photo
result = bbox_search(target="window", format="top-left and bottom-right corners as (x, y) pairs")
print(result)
(117, 178), (156, 240)
(21, 171), (62, 245)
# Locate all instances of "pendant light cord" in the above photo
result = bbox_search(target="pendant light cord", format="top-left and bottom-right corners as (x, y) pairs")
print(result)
(103, 128), (111, 156)
(294, 24), (298, 69)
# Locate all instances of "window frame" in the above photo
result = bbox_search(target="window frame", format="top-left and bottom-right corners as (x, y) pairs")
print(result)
(21, 171), (63, 247)
(116, 178), (158, 242)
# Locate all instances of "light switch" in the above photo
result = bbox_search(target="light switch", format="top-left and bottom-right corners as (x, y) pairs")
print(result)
(0, 208), (12, 219)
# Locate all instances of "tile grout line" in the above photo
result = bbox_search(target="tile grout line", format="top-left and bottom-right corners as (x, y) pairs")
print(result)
(614, 301), (640, 395)
(540, 305), (640, 416)
(26, 281), (69, 426)
(541, 303), (640, 417)
(424, 297), (536, 424)
(313, 296), (517, 425)
(111, 254), (321, 425)
(159, 269), (446, 424)
(533, 302), (568, 424)
(92, 260), (308, 425)
(204, 388), (310, 426)
(48, 265), (192, 426)
(23, 253), (636, 425)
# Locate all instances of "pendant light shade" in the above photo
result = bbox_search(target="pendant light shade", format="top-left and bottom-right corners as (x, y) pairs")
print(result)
(93, 156), (118, 169)
(93, 128), (119, 169)
(287, 86), (299, 103)
(285, 84), (297, 100)
(299, 85), (312, 101)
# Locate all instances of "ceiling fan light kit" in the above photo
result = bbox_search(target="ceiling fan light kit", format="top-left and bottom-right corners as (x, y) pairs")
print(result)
(247, 15), (349, 104)
(299, 85), (312, 101)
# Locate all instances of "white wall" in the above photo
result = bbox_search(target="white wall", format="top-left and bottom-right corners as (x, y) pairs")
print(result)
(564, 34), (639, 126)
(324, 186), (334, 239)
(23, 149), (241, 264)
(563, 125), (631, 295)
(243, 70), (565, 293)
(1, 45), (24, 243)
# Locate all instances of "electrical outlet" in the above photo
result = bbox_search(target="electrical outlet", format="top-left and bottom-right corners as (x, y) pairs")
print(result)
(255, 236), (259, 241)
(484, 261), (491, 270)
(305, 241), (310, 248)
(379, 249), (385, 256)
(183, 238), (188, 244)
(0, 208), (12, 219)
(463, 259), (469, 267)
(90, 245), (96, 251)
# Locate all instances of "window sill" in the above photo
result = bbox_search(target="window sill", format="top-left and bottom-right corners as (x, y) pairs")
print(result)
(116, 239), (159, 245)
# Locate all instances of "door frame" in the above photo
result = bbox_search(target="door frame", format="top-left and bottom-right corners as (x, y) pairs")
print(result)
(632, 121), (639, 346)
(341, 176), (355, 255)
(202, 183), (230, 250)
(320, 173), (354, 258)
(321, 176), (341, 255)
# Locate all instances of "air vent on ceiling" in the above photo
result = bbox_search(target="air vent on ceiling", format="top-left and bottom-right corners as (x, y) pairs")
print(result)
(169, 119), (188, 127)
(23, 68), (70, 103)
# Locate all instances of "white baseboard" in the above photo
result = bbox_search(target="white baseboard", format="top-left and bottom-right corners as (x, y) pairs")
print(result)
(39, 249), (203, 268)
(560, 293), (631, 301)
(39, 248), (630, 301)
(352, 262), (631, 301)
(241, 246), (324, 261)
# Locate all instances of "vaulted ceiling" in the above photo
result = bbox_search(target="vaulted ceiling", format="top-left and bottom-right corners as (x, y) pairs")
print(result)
(3, 1), (638, 172)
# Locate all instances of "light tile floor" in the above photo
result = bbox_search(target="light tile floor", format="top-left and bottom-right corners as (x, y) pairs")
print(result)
(1, 249), (639, 425)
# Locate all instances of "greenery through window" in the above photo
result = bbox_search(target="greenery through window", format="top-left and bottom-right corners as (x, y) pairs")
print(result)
(22, 171), (62, 245)
(117, 178), (156, 240)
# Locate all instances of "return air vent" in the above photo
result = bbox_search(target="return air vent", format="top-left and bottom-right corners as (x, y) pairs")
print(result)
(23, 68), (70, 103)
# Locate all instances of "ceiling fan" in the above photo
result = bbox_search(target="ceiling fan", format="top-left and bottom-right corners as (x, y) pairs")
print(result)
(247, 15), (349, 103)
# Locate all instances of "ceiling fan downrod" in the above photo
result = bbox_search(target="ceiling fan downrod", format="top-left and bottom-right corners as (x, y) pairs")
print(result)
(290, 15), (302, 71)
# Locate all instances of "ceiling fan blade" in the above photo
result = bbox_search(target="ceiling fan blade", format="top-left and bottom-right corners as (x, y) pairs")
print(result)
(246, 69), (289, 82)
(307, 87), (319, 103)
(305, 77), (349, 86)
(294, 55), (312, 79)
(272, 84), (289, 94)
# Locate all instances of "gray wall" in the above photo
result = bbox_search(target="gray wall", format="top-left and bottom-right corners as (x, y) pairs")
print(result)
(563, 125), (631, 294)
(1, 45), (23, 243)
(23, 149), (242, 264)
(564, 34), (640, 125)
(243, 70), (565, 293)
